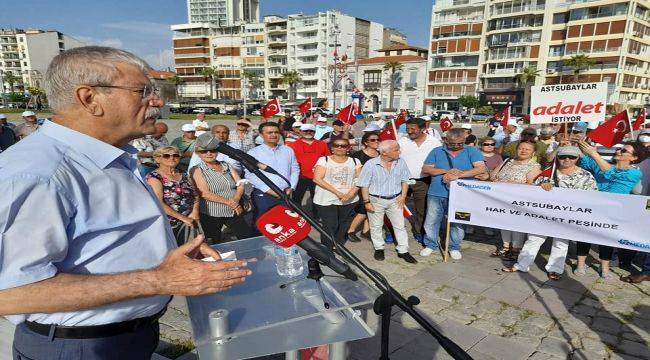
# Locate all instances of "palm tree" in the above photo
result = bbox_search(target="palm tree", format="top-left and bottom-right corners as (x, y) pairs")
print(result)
(200, 67), (217, 100)
(4, 72), (20, 93)
(514, 67), (541, 114)
(383, 61), (404, 111)
(280, 71), (302, 101)
(242, 70), (262, 100)
(26, 86), (45, 109)
(167, 74), (184, 100)
(563, 54), (595, 82)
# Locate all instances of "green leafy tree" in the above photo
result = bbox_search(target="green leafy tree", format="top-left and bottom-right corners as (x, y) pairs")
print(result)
(477, 105), (495, 114)
(563, 54), (595, 82)
(243, 70), (263, 100)
(168, 74), (184, 100)
(514, 67), (541, 113)
(383, 61), (404, 111)
(458, 95), (480, 110)
(4, 72), (21, 92)
(200, 67), (221, 100)
(280, 71), (302, 101)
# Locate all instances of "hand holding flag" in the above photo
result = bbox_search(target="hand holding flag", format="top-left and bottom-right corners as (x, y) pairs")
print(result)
(633, 108), (646, 131)
(260, 98), (281, 118)
(495, 106), (511, 127)
(587, 110), (630, 148)
(440, 117), (454, 132)
(298, 97), (312, 114)
(336, 103), (359, 125)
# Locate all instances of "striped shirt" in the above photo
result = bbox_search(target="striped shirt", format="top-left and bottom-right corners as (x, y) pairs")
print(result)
(357, 157), (411, 197)
(197, 161), (237, 217)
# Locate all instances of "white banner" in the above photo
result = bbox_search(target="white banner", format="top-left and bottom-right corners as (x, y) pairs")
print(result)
(448, 180), (650, 253)
(529, 82), (607, 124)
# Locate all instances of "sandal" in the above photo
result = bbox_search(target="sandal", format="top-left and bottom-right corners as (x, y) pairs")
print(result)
(491, 246), (511, 257)
(504, 249), (520, 262)
(547, 272), (562, 281)
(501, 267), (519, 273)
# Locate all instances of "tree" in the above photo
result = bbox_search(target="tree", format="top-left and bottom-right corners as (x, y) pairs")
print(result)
(563, 54), (595, 82)
(167, 74), (184, 100)
(4, 72), (20, 93)
(477, 105), (495, 114)
(200, 67), (219, 100)
(383, 61), (404, 111)
(280, 71), (302, 101)
(242, 70), (262, 100)
(514, 67), (541, 114)
(26, 86), (46, 109)
(458, 95), (480, 110)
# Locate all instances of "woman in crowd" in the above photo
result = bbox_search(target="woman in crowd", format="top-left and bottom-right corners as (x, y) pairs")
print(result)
(313, 138), (362, 250)
(490, 141), (541, 260)
(146, 146), (199, 245)
(503, 146), (598, 280)
(347, 132), (381, 240)
(576, 140), (646, 279)
(191, 135), (255, 244)
(479, 136), (503, 172)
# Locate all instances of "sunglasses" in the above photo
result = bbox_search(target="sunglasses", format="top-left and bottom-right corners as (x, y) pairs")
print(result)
(302, 130), (316, 133)
(196, 149), (217, 154)
(366, 138), (379, 142)
(557, 155), (578, 160)
(481, 143), (496, 147)
(332, 143), (349, 148)
(616, 148), (633, 155)
(160, 153), (180, 159)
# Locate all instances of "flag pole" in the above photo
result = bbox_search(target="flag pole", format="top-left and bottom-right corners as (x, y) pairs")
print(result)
(626, 109), (635, 141)
(443, 220), (450, 263)
(390, 117), (398, 138)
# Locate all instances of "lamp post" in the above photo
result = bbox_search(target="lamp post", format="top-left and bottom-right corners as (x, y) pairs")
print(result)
(328, 24), (341, 115)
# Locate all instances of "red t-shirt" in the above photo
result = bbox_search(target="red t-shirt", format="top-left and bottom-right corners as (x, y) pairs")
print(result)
(287, 139), (331, 179)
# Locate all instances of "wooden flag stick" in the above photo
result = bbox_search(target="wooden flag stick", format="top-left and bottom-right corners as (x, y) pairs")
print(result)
(443, 220), (450, 263)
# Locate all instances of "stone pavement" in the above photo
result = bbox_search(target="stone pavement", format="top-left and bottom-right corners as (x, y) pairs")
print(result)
(155, 228), (650, 359)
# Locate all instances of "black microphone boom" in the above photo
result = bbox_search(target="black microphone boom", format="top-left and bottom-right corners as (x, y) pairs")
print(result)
(216, 142), (280, 176)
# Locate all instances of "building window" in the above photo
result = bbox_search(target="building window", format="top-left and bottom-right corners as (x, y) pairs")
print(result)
(408, 97), (416, 110)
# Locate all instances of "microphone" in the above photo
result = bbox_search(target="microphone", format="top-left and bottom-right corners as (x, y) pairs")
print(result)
(215, 141), (281, 176)
(256, 205), (358, 281)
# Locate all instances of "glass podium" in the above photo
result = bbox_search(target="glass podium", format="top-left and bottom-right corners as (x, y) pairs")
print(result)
(186, 236), (380, 360)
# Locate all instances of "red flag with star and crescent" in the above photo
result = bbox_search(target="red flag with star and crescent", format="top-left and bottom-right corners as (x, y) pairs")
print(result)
(394, 111), (407, 128)
(336, 103), (359, 125)
(587, 110), (630, 148)
(298, 97), (312, 114)
(495, 106), (510, 127)
(379, 126), (396, 141)
(260, 98), (281, 118)
(440, 117), (453, 132)
(633, 108), (646, 131)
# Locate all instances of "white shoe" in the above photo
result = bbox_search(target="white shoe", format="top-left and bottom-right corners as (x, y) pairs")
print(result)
(449, 250), (462, 260)
(420, 247), (435, 257)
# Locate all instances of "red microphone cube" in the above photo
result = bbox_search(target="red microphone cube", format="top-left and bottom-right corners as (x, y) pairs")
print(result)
(255, 205), (312, 248)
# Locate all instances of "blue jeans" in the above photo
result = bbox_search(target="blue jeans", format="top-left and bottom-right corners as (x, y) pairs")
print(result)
(423, 195), (464, 251)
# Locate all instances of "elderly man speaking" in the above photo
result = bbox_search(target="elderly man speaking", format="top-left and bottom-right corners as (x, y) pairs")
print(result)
(0, 47), (251, 359)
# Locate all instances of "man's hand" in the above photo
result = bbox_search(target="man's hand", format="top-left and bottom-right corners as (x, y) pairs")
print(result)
(443, 173), (459, 183)
(474, 172), (489, 181)
(396, 196), (405, 209)
(154, 236), (251, 296)
(540, 183), (554, 192)
(447, 168), (462, 177)
(284, 188), (293, 196)
(364, 202), (375, 213)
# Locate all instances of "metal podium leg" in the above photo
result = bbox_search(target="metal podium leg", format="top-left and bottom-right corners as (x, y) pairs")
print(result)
(329, 342), (347, 360)
(285, 350), (299, 360)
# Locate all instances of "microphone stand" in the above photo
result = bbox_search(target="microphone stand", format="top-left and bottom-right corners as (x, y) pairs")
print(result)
(233, 147), (473, 360)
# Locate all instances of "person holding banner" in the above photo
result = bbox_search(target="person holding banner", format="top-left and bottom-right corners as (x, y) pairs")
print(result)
(575, 140), (647, 279)
(490, 141), (541, 260)
(420, 128), (486, 260)
(502, 146), (598, 280)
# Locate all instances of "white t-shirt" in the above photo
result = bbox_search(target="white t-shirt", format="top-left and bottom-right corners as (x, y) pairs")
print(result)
(313, 156), (361, 206)
(193, 119), (210, 136)
(398, 135), (442, 179)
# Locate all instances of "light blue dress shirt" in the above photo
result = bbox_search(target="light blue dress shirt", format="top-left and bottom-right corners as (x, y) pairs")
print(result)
(0, 121), (175, 326)
(314, 125), (333, 140)
(357, 157), (411, 197)
(245, 143), (300, 193)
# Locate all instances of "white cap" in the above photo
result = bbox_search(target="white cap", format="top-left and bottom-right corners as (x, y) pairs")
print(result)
(316, 117), (327, 122)
(181, 124), (196, 132)
(292, 121), (303, 128)
(363, 123), (382, 132)
(300, 123), (316, 131)
(461, 123), (472, 130)
(0, 114), (6, 120)
(22, 111), (35, 117)
(421, 115), (431, 121)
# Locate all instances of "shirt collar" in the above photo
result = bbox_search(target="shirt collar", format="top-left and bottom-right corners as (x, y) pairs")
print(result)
(262, 143), (281, 151)
(40, 120), (132, 169)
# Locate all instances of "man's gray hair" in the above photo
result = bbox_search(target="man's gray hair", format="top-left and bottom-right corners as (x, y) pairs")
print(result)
(378, 139), (399, 154)
(44, 46), (150, 112)
(446, 128), (465, 140)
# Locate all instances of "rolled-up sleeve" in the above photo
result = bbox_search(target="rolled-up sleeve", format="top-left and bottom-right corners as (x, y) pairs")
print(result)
(0, 176), (73, 290)
(289, 150), (300, 190)
(357, 163), (373, 188)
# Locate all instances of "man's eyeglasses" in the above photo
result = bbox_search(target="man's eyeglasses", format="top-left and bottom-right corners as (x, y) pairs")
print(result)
(160, 153), (180, 159)
(89, 84), (160, 99)
(448, 142), (464, 147)
(557, 155), (578, 160)
(302, 130), (315, 133)
(196, 149), (217, 154)
(332, 143), (349, 149)
(481, 142), (496, 147)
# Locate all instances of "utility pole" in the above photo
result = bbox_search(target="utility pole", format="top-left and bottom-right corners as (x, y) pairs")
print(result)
(242, 77), (247, 119)
(329, 24), (341, 115)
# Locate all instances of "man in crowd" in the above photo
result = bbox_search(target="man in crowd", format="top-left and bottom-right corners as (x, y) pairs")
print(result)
(15, 110), (40, 139)
(398, 118), (442, 244)
(421, 128), (486, 260)
(314, 116), (333, 140)
(192, 111), (210, 136)
(287, 123), (330, 211)
(461, 123), (477, 146)
(281, 109), (296, 135)
(171, 124), (197, 172)
(132, 122), (169, 176)
(502, 127), (548, 164)
(285, 121), (303, 143)
(494, 121), (519, 149)
(321, 120), (356, 146)
(188, 124), (242, 175)
(357, 140), (417, 264)
(0, 117), (18, 152)
(231, 118), (257, 153)
(0, 46), (251, 358)
(0, 114), (16, 130)
(246, 122), (300, 219)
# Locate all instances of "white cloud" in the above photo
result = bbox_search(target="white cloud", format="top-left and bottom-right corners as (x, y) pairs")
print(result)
(142, 48), (175, 70)
(102, 21), (172, 38)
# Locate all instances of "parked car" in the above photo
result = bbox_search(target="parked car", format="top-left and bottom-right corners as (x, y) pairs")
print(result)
(471, 113), (492, 122)
(433, 110), (459, 121)
(251, 110), (261, 116)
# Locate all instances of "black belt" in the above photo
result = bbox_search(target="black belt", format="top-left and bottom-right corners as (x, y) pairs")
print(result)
(370, 193), (400, 200)
(25, 307), (167, 339)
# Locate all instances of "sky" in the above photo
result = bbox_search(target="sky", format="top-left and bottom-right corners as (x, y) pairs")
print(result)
(0, 0), (432, 70)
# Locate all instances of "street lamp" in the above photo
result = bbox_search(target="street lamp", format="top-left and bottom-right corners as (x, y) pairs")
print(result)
(328, 24), (341, 115)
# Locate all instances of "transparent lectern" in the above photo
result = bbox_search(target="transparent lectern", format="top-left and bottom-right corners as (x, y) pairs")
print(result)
(186, 236), (379, 360)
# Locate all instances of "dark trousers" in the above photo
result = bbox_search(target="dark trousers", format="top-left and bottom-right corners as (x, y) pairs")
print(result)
(315, 203), (356, 250)
(293, 178), (316, 214)
(252, 189), (284, 221)
(576, 242), (614, 261)
(13, 321), (159, 360)
(407, 178), (430, 237)
(200, 213), (256, 244)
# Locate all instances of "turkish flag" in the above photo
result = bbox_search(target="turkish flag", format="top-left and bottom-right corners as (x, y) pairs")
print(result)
(495, 106), (510, 127)
(394, 111), (407, 128)
(336, 103), (358, 125)
(379, 126), (396, 140)
(633, 108), (646, 130)
(403, 205), (412, 218)
(587, 110), (630, 148)
(298, 97), (312, 114)
(260, 98), (281, 118)
(535, 162), (555, 181)
(440, 118), (453, 132)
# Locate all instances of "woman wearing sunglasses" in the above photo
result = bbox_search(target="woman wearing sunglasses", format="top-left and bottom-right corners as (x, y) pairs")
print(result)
(313, 138), (363, 250)
(478, 137), (503, 172)
(503, 146), (598, 280)
(146, 146), (199, 245)
(190, 135), (255, 244)
(575, 140), (647, 279)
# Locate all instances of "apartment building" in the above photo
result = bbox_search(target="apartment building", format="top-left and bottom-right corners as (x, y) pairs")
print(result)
(264, 16), (289, 100)
(171, 23), (216, 98)
(241, 22), (265, 99)
(0, 28), (84, 93)
(383, 28), (409, 47)
(346, 45), (428, 113)
(427, 0), (650, 113)
(187, 0), (259, 26)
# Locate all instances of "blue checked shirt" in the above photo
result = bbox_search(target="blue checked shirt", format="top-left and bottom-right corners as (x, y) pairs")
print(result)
(357, 157), (411, 197)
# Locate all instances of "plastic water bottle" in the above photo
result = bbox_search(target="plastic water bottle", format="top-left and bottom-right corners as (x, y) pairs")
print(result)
(274, 245), (304, 277)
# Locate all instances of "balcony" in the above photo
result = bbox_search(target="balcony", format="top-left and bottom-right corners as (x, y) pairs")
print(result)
(431, 62), (478, 69)
(492, 4), (546, 16)
(431, 77), (477, 84)
(563, 47), (621, 56)
(175, 62), (211, 68)
(485, 68), (520, 75)
(363, 82), (380, 90)
(404, 82), (418, 90)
